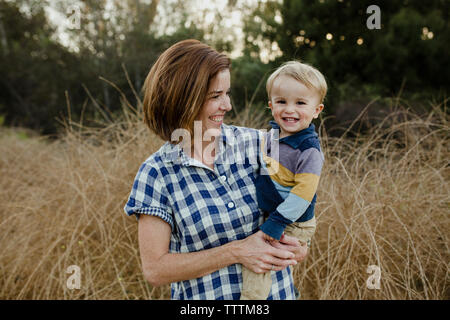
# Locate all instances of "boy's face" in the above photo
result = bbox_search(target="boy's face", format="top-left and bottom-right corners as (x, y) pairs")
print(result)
(269, 75), (324, 138)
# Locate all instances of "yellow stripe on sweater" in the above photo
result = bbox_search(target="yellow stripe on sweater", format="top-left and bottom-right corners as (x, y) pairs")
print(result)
(291, 173), (320, 202)
(261, 134), (320, 202)
(263, 153), (320, 202)
(263, 154), (295, 186)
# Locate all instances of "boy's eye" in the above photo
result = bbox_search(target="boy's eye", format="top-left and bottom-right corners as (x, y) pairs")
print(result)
(276, 100), (285, 104)
(297, 101), (306, 105)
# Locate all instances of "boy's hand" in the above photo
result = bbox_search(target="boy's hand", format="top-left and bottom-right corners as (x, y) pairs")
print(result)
(271, 234), (308, 263)
(263, 232), (279, 242)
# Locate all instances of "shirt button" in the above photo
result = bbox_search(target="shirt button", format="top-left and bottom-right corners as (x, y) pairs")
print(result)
(227, 202), (235, 209)
(220, 175), (227, 182)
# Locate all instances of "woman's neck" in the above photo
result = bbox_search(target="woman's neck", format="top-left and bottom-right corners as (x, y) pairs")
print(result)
(192, 139), (218, 170)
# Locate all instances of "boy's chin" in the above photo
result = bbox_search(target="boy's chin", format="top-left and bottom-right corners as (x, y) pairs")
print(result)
(280, 129), (296, 138)
(281, 125), (300, 134)
(279, 124), (308, 137)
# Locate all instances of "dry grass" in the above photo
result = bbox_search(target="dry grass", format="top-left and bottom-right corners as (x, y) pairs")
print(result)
(0, 99), (448, 300)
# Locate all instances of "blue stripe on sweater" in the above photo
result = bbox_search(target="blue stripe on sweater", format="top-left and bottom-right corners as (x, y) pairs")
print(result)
(277, 193), (311, 221)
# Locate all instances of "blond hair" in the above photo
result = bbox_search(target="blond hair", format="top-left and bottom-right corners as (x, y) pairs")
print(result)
(266, 61), (327, 103)
(142, 39), (231, 141)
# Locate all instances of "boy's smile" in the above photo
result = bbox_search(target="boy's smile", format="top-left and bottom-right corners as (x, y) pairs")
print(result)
(269, 75), (324, 138)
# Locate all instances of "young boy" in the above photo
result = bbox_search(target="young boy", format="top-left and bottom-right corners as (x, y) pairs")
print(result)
(241, 61), (326, 300)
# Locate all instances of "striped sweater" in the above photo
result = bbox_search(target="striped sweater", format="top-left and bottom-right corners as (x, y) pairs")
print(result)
(256, 121), (324, 240)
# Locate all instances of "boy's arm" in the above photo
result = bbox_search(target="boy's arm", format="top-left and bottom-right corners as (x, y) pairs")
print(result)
(260, 147), (324, 240)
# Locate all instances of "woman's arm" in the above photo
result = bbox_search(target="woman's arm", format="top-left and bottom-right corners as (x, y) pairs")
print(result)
(138, 215), (298, 287)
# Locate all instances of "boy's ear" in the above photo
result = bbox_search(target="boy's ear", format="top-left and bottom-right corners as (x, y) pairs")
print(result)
(313, 104), (324, 119)
(268, 100), (273, 111)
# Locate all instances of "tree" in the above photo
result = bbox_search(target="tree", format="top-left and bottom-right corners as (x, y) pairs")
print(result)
(0, 0), (209, 133)
(242, 0), (449, 115)
(0, 0), (80, 133)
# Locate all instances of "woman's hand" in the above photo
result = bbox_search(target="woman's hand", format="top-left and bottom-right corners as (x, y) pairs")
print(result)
(233, 230), (298, 274)
(270, 234), (308, 263)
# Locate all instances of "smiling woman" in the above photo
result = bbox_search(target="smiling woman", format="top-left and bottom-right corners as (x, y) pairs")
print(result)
(124, 39), (304, 300)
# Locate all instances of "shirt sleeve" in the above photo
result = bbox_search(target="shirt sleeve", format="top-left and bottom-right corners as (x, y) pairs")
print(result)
(260, 147), (323, 240)
(123, 161), (173, 229)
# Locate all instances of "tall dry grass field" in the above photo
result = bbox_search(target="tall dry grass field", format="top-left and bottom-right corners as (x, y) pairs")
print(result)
(0, 100), (448, 299)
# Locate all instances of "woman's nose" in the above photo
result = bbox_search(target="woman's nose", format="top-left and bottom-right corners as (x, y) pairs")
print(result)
(220, 96), (232, 111)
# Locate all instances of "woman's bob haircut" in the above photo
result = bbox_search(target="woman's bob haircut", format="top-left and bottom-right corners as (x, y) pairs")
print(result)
(142, 39), (231, 142)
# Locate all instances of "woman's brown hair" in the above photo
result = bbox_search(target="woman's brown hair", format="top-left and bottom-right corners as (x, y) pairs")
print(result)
(142, 39), (231, 141)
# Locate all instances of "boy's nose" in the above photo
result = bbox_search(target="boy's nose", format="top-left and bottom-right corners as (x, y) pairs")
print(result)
(285, 104), (296, 112)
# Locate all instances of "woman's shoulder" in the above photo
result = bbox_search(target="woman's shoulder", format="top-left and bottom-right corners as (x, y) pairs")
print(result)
(135, 142), (177, 177)
(221, 124), (263, 165)
(221, 123), (264, 143)
(222, 123), (261, 134)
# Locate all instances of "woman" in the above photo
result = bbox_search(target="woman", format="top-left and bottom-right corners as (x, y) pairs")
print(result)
(124, 39), (308, 300)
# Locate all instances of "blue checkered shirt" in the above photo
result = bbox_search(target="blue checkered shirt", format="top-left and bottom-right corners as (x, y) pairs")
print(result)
(124, 124), (296, 300)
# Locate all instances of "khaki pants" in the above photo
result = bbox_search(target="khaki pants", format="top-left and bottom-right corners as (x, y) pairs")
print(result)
(240, 217), (316, 300)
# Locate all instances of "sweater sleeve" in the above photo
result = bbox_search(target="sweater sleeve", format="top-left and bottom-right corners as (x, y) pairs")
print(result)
(260, 147), (324, 240)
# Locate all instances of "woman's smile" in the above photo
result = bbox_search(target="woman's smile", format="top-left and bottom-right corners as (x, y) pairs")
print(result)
(209, 114), (225, 124)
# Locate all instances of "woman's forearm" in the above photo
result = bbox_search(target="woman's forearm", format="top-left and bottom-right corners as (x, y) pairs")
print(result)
(148, 241), (239, 286)
(139, 215), (296, 287)
(140, 215), (242, 286)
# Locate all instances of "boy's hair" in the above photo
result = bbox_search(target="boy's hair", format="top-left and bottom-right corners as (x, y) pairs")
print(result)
(142, 39), (231, 141)
(266, 61), (327, 103)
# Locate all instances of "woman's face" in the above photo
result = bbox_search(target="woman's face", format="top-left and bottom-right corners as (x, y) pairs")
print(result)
(196, 69), (232, 134)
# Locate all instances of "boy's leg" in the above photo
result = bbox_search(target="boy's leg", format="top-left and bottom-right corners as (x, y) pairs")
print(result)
(284, 217), (316, 247)
(240, 265), (273, 300)
(270, 218), (316, 300)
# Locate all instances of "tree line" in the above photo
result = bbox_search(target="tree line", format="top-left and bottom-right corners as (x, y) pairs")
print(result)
(0, 0), (448, 135)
